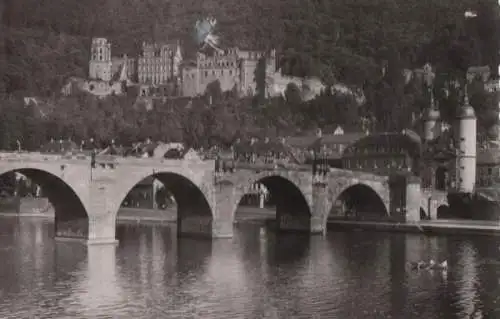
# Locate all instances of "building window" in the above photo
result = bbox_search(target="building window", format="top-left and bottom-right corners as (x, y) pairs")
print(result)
(205, 71), (208, 77)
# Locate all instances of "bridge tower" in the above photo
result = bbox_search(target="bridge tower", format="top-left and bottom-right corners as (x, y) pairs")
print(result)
(454, 86), (477, 193)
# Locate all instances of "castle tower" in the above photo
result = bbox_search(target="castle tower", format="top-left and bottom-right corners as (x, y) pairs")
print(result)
(89, 38), (112, 81)
(423, 88), (441, 142)
(454, 86), (477, 193)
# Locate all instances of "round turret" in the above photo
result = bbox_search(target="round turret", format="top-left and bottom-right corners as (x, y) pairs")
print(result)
(455, 104), (476, 119)
(424, 108), (440, 121)
(454, 87), (477, 193)
(487, 123), (500, 140)
(456, 91), (476, 119)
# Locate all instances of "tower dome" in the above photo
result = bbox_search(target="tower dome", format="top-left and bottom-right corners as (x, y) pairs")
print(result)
(487, 123), (500, 140)
(424, 108), (440, 121)
(455, 91), (476, 119)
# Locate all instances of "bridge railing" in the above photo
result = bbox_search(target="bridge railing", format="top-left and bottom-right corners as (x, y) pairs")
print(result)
(102, 156), (215, 167)
(0, 151), (90, 163)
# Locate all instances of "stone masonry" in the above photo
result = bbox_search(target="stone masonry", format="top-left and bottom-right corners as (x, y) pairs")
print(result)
(0, 152), (419, 245)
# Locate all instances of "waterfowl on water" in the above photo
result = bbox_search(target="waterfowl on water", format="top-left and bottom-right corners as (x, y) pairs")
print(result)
(409, 259), (448, 271)
(428, 260), (448, 270)
(409, 260), (427, 270)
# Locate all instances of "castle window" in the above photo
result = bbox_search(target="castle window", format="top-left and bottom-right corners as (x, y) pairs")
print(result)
(229, 70), (233, 75)
(205, 71), (208, 77)
(212, 71), (215, 76)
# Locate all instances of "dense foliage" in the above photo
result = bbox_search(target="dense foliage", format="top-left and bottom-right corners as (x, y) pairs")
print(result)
(0, 85), (366, 150)
(1, 0), (500, 143)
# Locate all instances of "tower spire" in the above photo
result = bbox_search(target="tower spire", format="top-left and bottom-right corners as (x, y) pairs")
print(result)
(429, 85), (436, 110)
(463, 82), (470, 107)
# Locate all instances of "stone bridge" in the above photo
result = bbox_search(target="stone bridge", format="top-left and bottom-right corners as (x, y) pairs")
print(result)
(0, 152), (423, 245)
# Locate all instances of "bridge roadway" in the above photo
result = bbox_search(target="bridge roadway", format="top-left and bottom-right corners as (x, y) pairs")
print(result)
(0, 151), (442, 244)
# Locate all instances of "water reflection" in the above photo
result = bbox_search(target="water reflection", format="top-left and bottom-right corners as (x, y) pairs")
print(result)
(3, 219), (500, 318)
(75, 244), (124, 316)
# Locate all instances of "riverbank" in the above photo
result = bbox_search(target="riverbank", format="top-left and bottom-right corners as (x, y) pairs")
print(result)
(116, 207), (176, 224)
(327, 219), (500, 236)
(116, 206), (276, 225)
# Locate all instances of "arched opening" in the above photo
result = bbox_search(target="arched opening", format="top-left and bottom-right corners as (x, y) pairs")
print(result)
(117, 172), (212, 239)
(0, 169), (88, 239)
(330, 184), (388, 221)
(437, 204), (451, 219)
(420, 207), (429, 220)
(435, 166), (447, 191)
(234, 176), (312, 232)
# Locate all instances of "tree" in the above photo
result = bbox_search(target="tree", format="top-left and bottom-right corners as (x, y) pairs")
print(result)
(205, 80), (223, 104)
(284, 82), (302, 105)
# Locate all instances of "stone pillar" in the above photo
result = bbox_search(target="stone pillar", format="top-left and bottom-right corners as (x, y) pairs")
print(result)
(389, 174), (421, 222)
(405, 176), (422, 222)
(428, 197), (438, 220)
(312, 184), (330, 235)
(87, 212), (118, 245)
(211, 183), (235, 238)
(85, 183), (118, 245)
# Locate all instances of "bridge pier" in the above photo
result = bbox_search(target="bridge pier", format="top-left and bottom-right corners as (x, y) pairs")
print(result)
(389, 174), (421, 222)
(87, 213), (118, 245)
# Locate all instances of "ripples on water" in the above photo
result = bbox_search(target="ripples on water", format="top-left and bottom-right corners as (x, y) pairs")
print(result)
(0, 218), (500, 318)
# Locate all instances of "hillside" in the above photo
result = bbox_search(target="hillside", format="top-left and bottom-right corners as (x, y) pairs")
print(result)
(2, 0), (498, 97)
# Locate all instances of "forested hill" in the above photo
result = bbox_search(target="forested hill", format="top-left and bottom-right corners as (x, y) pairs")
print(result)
(2, 0), (499, 97)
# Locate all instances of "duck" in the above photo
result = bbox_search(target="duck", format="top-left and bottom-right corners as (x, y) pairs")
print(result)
(428, 260), (448, 271)
(409, 259), (448, 271)
(409, 260), (428, 270)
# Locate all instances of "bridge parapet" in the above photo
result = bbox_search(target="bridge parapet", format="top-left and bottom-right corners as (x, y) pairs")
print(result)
(0, 151), (90, 165)
(95, 155), (215, 168)
(214, 162), (312, 183)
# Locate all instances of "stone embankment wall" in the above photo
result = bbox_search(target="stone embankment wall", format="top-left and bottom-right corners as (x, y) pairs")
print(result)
(19, 197), (55, 217)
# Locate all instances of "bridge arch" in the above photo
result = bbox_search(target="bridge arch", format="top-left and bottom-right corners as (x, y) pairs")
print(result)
(328, 179), (390, 221)
(0, 166), (89, 239)
(111, 169), (213, 236)
(229, 170), (313, 232)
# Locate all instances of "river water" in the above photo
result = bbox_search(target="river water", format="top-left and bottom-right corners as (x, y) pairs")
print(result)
(0, 217), (499, 318)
